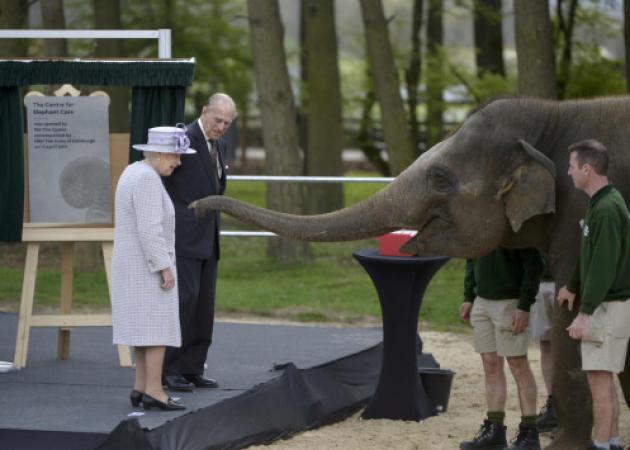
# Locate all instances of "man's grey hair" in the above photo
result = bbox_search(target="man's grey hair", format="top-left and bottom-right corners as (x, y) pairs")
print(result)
(207, 92), (237, 118)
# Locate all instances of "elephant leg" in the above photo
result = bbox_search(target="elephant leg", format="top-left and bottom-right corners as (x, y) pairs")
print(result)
(618, 346), (630, 408)
(545, 306), (592, 450)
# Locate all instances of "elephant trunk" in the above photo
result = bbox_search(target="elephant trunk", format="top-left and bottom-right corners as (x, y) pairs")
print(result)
(193, 184), (407, 242)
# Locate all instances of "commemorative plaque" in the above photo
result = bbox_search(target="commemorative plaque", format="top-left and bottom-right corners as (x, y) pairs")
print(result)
(25, 95), (111, 224)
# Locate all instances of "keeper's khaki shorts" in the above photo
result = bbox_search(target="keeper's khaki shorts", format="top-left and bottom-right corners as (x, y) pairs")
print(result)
(470, 297), (529, 357)
(581, 300), (630, 373)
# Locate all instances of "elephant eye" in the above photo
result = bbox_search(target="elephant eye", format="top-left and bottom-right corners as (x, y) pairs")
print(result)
(427, 166), (457, 194)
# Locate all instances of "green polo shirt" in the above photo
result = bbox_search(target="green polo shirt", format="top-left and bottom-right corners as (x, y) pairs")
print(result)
(567, 185), (630, 315)
(463, 247), (544, 312)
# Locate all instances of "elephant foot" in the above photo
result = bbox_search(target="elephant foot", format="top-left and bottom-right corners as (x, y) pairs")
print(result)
(543, 429), (590, 450)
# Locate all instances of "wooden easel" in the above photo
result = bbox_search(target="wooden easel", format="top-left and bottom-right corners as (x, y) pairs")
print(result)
(13, 226), (132, 368)
(14, 85), (133, 369)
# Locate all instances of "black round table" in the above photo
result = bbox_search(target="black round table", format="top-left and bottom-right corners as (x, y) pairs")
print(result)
(353, 248), (449, 421)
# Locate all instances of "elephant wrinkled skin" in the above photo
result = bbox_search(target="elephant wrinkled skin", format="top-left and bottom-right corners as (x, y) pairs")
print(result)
(192, 97), (630, 448)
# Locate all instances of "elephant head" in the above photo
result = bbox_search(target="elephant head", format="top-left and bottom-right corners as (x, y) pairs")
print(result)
(191, 99), (557, 258)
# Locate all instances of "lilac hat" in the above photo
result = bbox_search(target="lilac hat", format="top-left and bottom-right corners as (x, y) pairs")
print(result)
(132, 124), (196, 154)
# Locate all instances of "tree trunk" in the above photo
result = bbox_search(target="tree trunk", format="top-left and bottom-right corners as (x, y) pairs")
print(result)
(359, 60), (389, 176)
(298, 1), (308, 165)
(426, 0), (444, 148)
(247, 0), (311, 264)
(555, 0), (578, 99)
(513, 0), (557, 99)
(473, 0), (505, 77)
(0, 0), (28, 57)
(625, 0), (630, 92)
(404, 0), (423, 156)
(302, 0), (344, 214)
(618, 0), (630, 410)
(41, 0), (68, 57)
(94, 0), (130, 133)
(359, 0), (414, 176)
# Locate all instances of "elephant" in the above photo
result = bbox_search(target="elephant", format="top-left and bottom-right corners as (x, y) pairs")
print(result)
(191, 96), (630, 449)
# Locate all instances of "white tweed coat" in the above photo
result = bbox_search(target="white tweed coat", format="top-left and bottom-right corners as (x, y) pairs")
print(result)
(111, 161), (181, 347)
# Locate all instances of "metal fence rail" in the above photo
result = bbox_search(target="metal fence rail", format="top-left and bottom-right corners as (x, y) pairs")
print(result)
(0, 29), (172, 58)
(227, 175), (394, 184)
(221, 175), (394, 237)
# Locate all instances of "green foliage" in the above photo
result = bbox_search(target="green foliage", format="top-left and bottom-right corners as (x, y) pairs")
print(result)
(552, 0), (624, 99)
(122, 0), (252, 117)
(446, 58), (517, 106)
(564, 53), (626, 99)
(466, 71), (517, 104)
(63, 0), (253, 118)
(339, 57), (371, 120)
(573, 1), (620, 41)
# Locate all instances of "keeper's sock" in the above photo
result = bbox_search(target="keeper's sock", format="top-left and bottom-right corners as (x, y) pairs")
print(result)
(521, 415), (537, 427)
(486, 411), (505, 424)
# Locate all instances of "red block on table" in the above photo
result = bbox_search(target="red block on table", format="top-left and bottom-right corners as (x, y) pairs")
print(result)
(378, 230), (417, 256)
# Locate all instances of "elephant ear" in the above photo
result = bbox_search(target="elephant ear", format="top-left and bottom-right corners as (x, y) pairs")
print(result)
(496, 139), (556, 232)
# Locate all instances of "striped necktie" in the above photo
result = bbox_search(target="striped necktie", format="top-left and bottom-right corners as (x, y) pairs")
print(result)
(208, 140), (220, 191)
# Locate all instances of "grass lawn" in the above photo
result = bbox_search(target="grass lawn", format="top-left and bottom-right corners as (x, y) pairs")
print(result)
(0, 172), (469, 331)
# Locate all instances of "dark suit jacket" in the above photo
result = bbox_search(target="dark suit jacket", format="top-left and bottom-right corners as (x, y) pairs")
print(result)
(163, 120), (227, 260)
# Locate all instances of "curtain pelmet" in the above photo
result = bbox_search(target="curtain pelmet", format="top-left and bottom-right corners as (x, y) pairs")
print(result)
(0, 60), (195, 87)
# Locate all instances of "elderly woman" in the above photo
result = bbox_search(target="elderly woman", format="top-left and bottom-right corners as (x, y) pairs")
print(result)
(111, 125), (195, 411)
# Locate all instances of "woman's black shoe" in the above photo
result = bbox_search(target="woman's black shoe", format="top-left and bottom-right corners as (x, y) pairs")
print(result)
(130, 389), (143, 407)
(141, 393), (185, 411)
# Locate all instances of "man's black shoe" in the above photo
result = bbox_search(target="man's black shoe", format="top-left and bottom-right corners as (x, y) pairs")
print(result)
(460, 420), (507, 450)
(184, 374), (219, 388)
(506, 423), (540, 450)
(164, 375), (194, 392)
(536, 396), (558, 432)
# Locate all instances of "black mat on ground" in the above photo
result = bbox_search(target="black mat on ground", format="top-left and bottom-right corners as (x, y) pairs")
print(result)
(0, 429), (109, 450)
(98, 343), (382, 450)
(0, 312), (383, 449)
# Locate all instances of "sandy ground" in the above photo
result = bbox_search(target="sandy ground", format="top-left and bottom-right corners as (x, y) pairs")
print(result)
(249, 329), (630, 450)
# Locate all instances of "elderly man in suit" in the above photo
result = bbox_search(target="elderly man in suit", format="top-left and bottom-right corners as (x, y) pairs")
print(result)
(162, 93), (237, 391)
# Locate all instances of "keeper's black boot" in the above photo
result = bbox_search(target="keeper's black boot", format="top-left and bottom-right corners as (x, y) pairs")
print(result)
(536, 396), (558, 432)
(460, 420), (507, 450)
(506, 423), (540, 450)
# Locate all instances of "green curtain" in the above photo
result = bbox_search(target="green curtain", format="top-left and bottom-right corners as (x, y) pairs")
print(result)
(0, 86), (24, 241)
(129, 86), (187, 163)
(0, 59), (194, 241)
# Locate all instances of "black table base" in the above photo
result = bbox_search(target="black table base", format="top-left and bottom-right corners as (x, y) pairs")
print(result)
(354, 249), (449, 421)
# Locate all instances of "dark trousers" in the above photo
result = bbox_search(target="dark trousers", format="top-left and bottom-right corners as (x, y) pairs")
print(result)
(164, 251), (217, 376)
